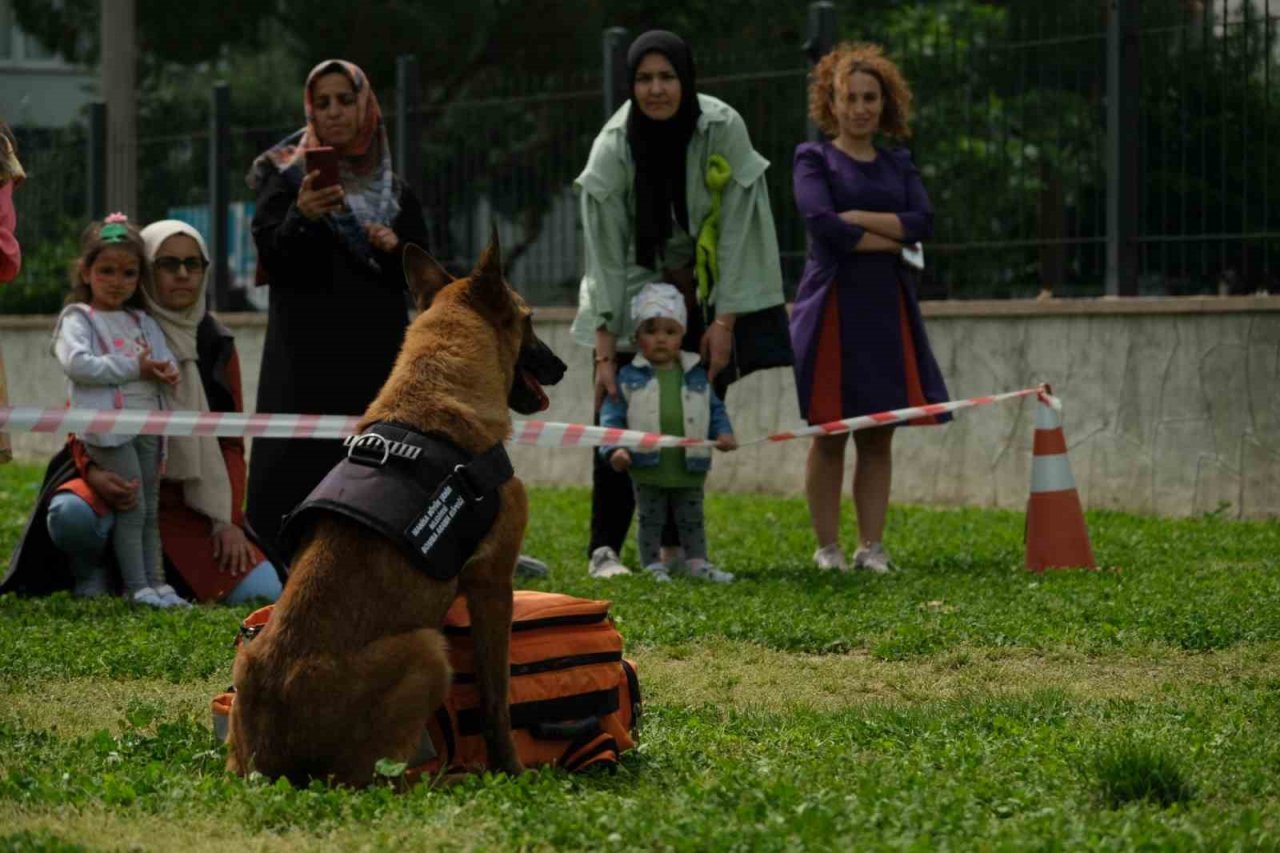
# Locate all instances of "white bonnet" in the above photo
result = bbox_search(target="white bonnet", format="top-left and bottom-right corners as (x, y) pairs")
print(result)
(630, 282), (686, 334)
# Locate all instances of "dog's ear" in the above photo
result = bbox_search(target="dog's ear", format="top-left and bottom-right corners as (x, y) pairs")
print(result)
(402, 243), (454, 312)
(467, 226), (513, 319)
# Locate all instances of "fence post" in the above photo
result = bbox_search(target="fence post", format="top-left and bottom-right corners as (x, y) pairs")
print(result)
(100, 0), (138, 217)
(87, 101), (107, 220)
(803, 2), (837, 143)
(602, 27), (631, 120)
(395, 54), (423, 202)
(209, 81), (233, 311)
(1105, 0), (1140, 296)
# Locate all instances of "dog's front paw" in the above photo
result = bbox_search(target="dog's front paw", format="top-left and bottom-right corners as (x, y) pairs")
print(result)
(487, 742), (524, 776)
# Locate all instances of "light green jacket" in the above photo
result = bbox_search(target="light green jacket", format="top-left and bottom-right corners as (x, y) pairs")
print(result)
(571, 94), (785, 351)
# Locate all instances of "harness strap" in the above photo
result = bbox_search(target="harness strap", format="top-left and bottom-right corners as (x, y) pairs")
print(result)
(451, 443), (515, 502)
(282, 421), (514, 582)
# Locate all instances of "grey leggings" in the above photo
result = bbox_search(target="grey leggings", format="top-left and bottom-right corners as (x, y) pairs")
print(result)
(632, 483), (707, 568)
(87, 436), (162, 594)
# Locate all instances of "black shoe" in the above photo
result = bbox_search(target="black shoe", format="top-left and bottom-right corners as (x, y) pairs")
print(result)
(515, 554), (550, 578)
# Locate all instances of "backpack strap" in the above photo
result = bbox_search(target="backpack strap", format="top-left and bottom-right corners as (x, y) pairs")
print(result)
(561, 732), (620, 772)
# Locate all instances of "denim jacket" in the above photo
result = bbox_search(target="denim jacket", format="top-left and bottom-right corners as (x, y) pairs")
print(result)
(598, 351), (733, 472)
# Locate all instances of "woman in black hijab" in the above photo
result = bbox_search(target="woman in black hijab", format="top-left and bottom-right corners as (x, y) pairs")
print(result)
(571, 30), (788, 579)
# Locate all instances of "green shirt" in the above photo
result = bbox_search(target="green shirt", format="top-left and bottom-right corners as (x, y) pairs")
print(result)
(630, 365), (706, 489)
(571, 94), (785, 350)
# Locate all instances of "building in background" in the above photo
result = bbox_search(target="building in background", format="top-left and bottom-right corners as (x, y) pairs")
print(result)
(0, 0), (95, 129)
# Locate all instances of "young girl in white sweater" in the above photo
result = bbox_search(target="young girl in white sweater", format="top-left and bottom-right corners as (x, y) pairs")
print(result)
(52, 214), (186, 607)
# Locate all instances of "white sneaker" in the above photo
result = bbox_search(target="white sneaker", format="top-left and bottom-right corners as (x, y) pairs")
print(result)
(129, 587), (167, 608)
(588, 546), (632, 578)
(644, 563), (673, 583)
(687, 562), (734, 583)
(853, 542), (897, 574)
(813, 543), (849, 571)
(153, 584), (192, 608)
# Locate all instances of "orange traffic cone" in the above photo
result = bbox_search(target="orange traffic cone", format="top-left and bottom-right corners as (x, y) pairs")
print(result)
(1025, 387), (1096, 571)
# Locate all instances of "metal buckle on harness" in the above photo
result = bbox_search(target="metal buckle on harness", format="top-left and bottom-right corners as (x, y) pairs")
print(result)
(450, 464), (484, 503)
(345, 431), (391, 467)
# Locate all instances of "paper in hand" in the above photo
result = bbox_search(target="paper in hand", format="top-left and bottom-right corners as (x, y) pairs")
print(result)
(901, 242), (925, 271)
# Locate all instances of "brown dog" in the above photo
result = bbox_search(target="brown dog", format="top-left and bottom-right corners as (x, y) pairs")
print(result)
(226, 235), (565, 786)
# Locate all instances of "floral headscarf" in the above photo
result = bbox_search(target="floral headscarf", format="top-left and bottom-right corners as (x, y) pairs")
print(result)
(247, 59), (400, 269)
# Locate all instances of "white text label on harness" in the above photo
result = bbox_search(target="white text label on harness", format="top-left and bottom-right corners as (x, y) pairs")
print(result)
(407, 482), (468, 557)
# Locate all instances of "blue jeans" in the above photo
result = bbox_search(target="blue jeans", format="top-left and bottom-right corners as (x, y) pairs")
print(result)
(45, 491), (282, 603)
(47, 491), (115, 597)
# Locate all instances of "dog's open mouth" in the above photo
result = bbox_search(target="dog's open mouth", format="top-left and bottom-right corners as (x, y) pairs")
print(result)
(509, 337), (565, 415)
(521, 368), (550, 412)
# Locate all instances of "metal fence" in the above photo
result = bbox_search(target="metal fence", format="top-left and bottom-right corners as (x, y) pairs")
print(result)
(6, 0), (1278, 310)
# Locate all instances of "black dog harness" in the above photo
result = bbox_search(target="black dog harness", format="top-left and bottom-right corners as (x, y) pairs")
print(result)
(280, 422), (514, 581)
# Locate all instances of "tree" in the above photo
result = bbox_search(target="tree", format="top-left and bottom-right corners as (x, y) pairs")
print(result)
(13, 0), (272, 66)
(19, 0), (1275, 301)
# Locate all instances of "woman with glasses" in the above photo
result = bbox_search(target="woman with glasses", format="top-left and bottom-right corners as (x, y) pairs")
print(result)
(243, 59), (429, 563)
(4, 220), (283, 604)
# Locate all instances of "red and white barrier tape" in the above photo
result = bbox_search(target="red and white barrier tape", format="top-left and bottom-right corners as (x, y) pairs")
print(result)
(0, 386), (1049, 449)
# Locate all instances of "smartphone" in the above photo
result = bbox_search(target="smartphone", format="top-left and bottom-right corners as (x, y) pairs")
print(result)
(305, 146), (341, 190)
(901, 241), (925, 271)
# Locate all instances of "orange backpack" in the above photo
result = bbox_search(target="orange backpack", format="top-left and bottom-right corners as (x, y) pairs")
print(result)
(211, 590), (640, 777)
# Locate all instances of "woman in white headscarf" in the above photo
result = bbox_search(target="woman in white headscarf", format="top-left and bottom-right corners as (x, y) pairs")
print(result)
(2, 221), (283, 604)
(140, 219), (286, 602)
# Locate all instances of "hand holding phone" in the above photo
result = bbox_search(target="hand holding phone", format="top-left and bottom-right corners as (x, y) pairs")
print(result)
(297, 147), (344, 221)
(305, 146), (340, 190)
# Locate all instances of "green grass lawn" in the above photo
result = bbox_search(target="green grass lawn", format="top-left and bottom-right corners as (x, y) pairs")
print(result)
(1, 460), (1278, 851)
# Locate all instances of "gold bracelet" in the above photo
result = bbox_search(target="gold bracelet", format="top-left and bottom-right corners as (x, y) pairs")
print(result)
(593, 354), (615, 364)
(713, 318), (733, 331)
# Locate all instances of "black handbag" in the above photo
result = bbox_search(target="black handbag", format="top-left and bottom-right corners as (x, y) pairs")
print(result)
(710, 302), (794, 387)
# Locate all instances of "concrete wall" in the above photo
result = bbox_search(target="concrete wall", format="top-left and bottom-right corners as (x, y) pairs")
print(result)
(4, 296), (1278, 518)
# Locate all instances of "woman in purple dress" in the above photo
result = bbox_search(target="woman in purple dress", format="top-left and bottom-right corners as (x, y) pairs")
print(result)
(790, 43), (951, 574)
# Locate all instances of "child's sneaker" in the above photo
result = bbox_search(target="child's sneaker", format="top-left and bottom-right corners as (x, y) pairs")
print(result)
(153, 584), (192, 608)
(813, 543), (849, 571)
(644, 563), (673, 583)
(588, 546), (632, 579)
(687, 562), (734, 583)
(853, 542), (896, 574)
(129, 587), (167, 608)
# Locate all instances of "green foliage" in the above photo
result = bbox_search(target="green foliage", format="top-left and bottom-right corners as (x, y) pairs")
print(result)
(0, 831), (86, 852)
(14, 0), (1280, 301)
(11, 0), (273, 66)
(0, 218), (77, 315)
(1094, 739), (1196, 809)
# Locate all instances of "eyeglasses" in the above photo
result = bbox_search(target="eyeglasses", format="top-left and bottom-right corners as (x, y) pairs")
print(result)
(153, 256), (207, 274)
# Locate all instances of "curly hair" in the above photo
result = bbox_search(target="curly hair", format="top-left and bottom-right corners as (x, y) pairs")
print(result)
(808, 42), (913, 140)
(66, 217), (149, 308)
